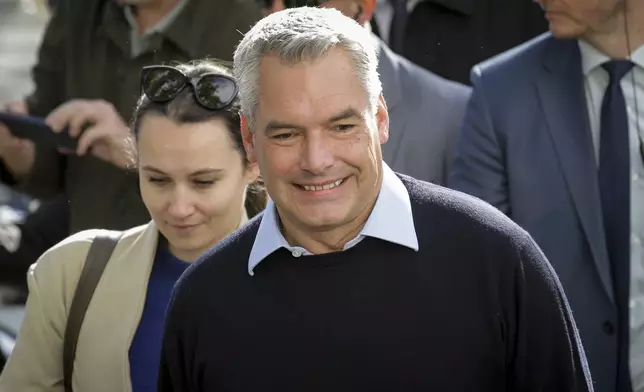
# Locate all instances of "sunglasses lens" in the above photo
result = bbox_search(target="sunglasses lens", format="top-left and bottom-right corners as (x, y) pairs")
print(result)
(142, 68), (186, 102)
(195, 75), (237, 109)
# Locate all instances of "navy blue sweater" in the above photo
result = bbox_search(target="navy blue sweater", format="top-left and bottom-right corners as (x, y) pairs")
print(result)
(158, 174), (592, 392)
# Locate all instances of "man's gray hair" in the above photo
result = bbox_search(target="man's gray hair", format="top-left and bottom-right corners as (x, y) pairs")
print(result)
(233, 7), (382, 128)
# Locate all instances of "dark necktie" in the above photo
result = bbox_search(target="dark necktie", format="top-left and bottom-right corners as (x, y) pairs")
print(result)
(388, 0), (408, 54)
(599, 59), (634, 392)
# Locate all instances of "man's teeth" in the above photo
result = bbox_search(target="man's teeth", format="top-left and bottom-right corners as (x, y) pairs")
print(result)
(302, 178), (344, 191)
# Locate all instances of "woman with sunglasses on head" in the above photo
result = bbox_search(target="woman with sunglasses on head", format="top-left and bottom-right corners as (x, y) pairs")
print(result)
(0, 60), (266, 392)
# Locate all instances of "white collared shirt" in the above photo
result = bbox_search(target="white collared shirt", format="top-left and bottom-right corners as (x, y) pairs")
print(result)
(247, 162), (419, 276)
(578, 40), (644, 390)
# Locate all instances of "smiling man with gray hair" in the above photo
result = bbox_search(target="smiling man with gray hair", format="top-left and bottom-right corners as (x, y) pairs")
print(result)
(158, 7), (593, 392)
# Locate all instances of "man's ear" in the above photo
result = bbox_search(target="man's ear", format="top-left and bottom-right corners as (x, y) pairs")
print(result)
(375, 94), (389, 145)
(241, 115), (257, 164)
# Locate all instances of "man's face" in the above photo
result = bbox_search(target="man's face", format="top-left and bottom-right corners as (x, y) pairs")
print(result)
(535, 0), (623, 39)
(242, 48), (389, 234)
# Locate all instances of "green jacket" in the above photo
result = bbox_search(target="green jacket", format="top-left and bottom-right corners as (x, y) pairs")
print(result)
(17, 0), (262, 233)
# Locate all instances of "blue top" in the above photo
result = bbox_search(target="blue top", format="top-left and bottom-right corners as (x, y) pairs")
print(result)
(129, 243), (190, 392)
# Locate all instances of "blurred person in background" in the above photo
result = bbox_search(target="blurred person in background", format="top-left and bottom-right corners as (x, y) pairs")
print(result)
(264, 0), (470, 184)
(450, 0), (644, 390)
(0, 0), (261, 295)
(0, 60), (267, 392)
(373, 0), (547, 85)
(0, 0), (262, 240)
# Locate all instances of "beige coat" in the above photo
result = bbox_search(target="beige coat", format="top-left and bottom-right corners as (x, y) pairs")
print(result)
(0, 222), (161, 392)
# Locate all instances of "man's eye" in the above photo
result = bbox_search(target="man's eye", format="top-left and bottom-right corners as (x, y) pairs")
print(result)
(272, 132), (294, 140)
(334, 124), (356, 132)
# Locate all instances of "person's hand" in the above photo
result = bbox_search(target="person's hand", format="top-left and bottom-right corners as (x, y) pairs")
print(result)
(0, 100), (36, 181)
(45, 99), (134, 169)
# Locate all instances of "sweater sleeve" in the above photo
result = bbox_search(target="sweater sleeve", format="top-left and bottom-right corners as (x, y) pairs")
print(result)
(158, 278), (195, 392)
(507, 235), (594, 391)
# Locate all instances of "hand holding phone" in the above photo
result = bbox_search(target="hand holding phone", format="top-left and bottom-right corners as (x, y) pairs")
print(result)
(0, 112), (78, 151)
(0, 99), (132, 172)
(45, 99), (132, 169)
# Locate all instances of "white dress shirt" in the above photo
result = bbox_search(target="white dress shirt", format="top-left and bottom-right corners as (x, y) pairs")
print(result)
(578, 40), (644, 391)
(247, 162), (419, 276)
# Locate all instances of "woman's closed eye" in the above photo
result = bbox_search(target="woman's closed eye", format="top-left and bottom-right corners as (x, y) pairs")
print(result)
(193, 179), (216, 188)
(146, 176), (216, 188)
(148, 177), (170, 185)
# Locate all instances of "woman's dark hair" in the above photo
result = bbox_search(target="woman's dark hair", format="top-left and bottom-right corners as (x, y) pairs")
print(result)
(130, 59), (267, 218)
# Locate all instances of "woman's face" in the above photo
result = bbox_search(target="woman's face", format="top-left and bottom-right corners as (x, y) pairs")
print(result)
(137, 114), (258, 261)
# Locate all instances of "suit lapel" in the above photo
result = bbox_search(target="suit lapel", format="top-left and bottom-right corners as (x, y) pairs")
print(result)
(537, 38), (613, 303)
(377, 38), (408, 166)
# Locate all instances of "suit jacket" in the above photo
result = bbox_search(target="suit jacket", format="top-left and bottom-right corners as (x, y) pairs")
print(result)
(0, 223), (159, 392)
(377, 37), (471, 185)
(401, 0), (547, 85)
(449, 33), (618, 392)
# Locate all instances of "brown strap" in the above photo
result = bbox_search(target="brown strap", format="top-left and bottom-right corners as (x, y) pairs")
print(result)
(63, 231), (123, 392)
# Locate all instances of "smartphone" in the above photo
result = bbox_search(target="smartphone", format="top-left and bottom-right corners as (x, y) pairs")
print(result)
(0, 112), (78, 150)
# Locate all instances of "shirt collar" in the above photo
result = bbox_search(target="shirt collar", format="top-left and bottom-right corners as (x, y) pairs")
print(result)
(110, 0), (206, 58)
(123, 0), (188, 38)
(578, 40), (644, 76)
(247, 162), (419, 276)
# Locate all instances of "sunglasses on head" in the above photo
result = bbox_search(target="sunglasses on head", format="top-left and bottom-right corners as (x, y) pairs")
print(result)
(140, 65), (238, 110)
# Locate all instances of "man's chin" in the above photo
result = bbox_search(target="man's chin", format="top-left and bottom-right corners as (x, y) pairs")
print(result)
(548, 23), (585, 40)
(293, 210), (352, 232)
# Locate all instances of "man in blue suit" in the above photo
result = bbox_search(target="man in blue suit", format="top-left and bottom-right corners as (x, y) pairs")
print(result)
(450, 0), (644, 391)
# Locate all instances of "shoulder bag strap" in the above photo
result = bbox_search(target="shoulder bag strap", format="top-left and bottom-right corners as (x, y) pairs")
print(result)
(63, 231), (123, 392)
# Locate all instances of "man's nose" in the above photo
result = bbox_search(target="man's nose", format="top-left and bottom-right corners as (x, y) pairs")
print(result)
(300, 132), (335, 174)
